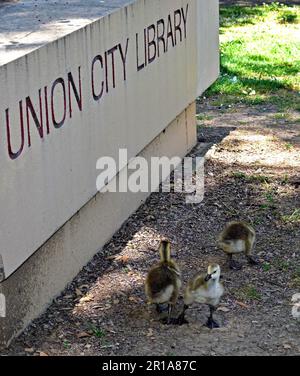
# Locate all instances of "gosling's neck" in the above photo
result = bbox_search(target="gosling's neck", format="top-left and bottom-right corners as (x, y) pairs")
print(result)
(208, 277), (220, 287)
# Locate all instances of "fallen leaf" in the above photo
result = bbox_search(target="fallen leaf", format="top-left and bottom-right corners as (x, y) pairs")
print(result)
(38, 351), (49, 357)
(25, 348), (34, 353)
(115, 255), (130, 264)
(77, 332), (91, 339)
(106, 255), (116, 261)
(79, 294), (94, 303)
(217, 306), (230, 313)
(147, 328), (154, 337)
(236, 301), (249, 309)
(128, 296), (139, 303)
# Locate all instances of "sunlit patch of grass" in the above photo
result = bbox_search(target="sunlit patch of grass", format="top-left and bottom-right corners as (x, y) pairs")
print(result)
(196, 113), (214, 122)
(277, 10), (299, 24)
(285, 143), (294, 150)
(281, 209), (300, 223)
(205, 4), (300, 111)
(232, 171), (270, 184)
(274, 113), (293, 121)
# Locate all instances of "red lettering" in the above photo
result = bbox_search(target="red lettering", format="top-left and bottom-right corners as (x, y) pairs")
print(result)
(5, 102), (25, 160)
(51, 78), (66, 129)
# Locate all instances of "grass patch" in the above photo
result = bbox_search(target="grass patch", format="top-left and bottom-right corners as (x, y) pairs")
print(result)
(88, 324), (106, 339)
(63, 340), (71, 349)
(196, 113), (214, 122)
(277, 10), (299, 24)
(232, 171), (247, 179)
(273, 112), (293, 121)
(273, 258), (290, 271)
(236, 284), (262, 301)
(232, 171), (270, 183)
(262, 263), (271, 272)
(281, 209), (300, 223)
(290, 276), (300, 288)
(285, 143), (294, 150)
(204, 4), (300, 111)
(290, 268), (300, 288)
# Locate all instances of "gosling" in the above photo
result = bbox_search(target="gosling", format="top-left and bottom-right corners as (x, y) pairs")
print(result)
(177, 264), (224, 329)
(218, 221), (258, 270)
(145, 239), (181, 324)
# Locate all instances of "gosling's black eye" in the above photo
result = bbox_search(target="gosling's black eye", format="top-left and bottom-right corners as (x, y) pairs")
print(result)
(213, 271), (217, 274)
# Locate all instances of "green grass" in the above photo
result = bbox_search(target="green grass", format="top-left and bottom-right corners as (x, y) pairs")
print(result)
(232, 171), (270, 183)
(274, 258), (290, 271)
(284, 142), (294, 150)
(265, 191), (275, 204)
(262, 263), (271, 272)
(196, 114), (214, 122)
(63, 340), (71, 349)
(281, 209), (300, 223)
(88, 324), (106, 339)
(278, 10), (299, 24)
(290, 267), (300, 288)
(204, 3), (300, 111)
(236, 284), (262, 301)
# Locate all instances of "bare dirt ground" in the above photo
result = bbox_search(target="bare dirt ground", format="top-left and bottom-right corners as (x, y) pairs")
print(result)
(1, 97), (299, 356)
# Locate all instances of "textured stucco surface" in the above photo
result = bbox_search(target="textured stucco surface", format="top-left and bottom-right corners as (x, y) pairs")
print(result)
(0, 0), (136, 65)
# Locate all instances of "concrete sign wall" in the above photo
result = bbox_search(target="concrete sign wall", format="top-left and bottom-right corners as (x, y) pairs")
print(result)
(0, 0), (219, 280)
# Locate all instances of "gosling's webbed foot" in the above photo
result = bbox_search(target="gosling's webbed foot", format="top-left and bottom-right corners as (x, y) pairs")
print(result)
(174, 314), (189, 326)
(229, 259), (242, 270)
(160, 317), (178, 325)
(205, 318), (220, 329)
(247, 256), (259, 266)
(177, 317), (189, 326)
(156, 304), (168, 313)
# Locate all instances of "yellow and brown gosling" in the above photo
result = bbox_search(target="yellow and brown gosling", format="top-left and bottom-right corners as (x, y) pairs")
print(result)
(145, 239), (181, 324)
(177, 264), (224, 329)
(217, 221), (258, 270)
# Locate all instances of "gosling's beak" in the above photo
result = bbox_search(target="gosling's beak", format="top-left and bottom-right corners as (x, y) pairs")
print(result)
(205, 274), (211, 282)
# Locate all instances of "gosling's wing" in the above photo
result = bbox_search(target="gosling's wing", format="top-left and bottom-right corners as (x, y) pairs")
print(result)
(146, 265), (175, 295)
(223, 222), (250, 240)
(192, 273), (207, 291)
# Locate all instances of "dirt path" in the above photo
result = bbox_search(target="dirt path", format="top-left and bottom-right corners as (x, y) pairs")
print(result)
(1, 98), (299, 356)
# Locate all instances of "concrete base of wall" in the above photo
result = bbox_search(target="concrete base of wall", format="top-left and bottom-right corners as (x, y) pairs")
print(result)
(0, 102), (196, 346)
